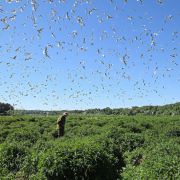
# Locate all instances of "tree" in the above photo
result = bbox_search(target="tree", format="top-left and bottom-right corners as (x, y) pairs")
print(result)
(0, 102), (14, 115)
(102, 107), (112, 115)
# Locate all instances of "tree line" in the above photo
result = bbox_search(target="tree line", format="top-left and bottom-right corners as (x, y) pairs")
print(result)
(84, 102), (180, 116)
(6, 102), (180, 116)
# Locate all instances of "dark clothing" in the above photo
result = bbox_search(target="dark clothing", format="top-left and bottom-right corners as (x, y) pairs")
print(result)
(58, 126), (64, 137)
(57, 115), (66, 137)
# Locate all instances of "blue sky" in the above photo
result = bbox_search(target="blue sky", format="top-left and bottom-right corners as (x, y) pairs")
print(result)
(0, 0), (179, 110)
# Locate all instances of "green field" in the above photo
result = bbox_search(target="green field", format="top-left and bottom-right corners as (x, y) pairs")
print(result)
(0, 115), (179, 179)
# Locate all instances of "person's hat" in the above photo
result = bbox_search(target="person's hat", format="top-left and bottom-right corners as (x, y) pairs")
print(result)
(63, 112), (68, 116)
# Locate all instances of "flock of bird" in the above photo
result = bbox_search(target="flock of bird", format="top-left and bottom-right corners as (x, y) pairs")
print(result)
(0, 0), (179, 109)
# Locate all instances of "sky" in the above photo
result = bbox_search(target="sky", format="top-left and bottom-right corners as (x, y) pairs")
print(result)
(0, 0), (180, 110)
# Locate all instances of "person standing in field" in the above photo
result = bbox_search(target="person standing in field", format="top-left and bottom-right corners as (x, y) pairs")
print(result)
(57, 112), (68, 137)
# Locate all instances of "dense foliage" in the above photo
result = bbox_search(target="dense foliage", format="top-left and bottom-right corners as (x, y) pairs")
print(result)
(0, 115), (179, 179)
(0, 102), (14, 115)
(14, 102), (180, 116)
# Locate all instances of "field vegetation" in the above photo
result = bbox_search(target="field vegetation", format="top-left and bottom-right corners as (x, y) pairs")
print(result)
(0, 114), (179, 179)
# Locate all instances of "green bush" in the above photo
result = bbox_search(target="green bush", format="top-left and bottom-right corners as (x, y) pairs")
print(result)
(0, 129), (10, 143)
(122, 139), (180, 179)
(37, 139), (118, 180)
(6, 129), (41, 145)
(0, 142), (28, 176)
(107, 127), (145, 152)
